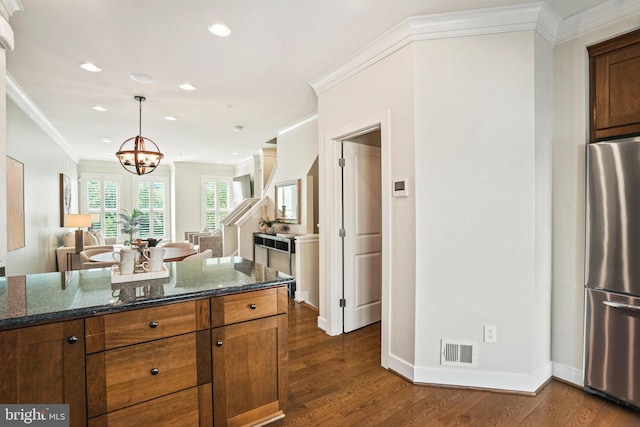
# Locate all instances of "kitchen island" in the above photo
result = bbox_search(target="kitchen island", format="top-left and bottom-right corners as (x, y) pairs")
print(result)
(0, 257), (294, 427)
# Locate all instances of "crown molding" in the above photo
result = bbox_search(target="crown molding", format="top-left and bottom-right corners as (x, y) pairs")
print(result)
(0, 0), (19, 50)
(556, 0), (640, 44)
(0, 0), (22, 21)
(309, 2), (559, 95)
(6, 73), (80, 164)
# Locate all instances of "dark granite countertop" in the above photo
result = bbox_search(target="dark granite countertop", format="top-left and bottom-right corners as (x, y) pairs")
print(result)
(0, 257), (294, 330)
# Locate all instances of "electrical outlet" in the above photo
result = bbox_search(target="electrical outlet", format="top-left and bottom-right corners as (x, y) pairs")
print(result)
(484, 325), (497, 343)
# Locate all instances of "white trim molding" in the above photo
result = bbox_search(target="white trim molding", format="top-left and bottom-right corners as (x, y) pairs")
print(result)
(309, 2), (560, 95)
(0, 0), (22, 22)
(556, 0), (640, 44)
(414, 361), (553, 394)
(6, 73), (79, 163)
(551, 361), (583, 387)
(0, 0), (22, 50)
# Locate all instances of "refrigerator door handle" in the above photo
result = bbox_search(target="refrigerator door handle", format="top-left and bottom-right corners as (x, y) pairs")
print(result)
(603, 301), (640, 311)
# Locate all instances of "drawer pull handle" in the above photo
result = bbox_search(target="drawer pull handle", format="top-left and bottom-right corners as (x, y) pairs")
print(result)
(216, 340), (223, 347)
(67, 336), (78, 344)
(150, 368), (159, 376)
(250, 304), (257, 310)
(149, 321), (159, 328)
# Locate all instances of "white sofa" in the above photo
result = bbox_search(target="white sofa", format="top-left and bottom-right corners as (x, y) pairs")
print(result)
(56, 230), (114, 271)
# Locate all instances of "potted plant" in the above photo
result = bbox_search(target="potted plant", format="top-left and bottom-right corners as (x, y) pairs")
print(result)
(118, 208), (144, 245)
(258, 215), (280, 235)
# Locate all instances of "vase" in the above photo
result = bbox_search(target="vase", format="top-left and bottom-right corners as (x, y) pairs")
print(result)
(265, 226), (275, 235)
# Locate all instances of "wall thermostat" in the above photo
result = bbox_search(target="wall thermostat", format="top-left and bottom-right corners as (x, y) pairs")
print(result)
(393, 179), (409, 197)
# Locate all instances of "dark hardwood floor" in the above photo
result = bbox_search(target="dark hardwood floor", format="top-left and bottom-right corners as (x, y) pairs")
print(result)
(273, 301), (640, 426)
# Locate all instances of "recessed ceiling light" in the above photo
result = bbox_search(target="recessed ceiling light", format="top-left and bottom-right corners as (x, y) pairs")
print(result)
(91, 105), (108, 111)
(179, 83), (196, 91)
(99, 137), (112, 143)
(208, 23), (231, 37)
(130, 73), (155, 84)
(79, 62), (102, 72)
(232, 125), (243, 132)
(232, 152), (239, 155)
(164, 116), (178, 121)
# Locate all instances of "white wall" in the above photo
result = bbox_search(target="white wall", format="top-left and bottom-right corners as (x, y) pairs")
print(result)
(6, 98), (77, 275)
(173, 162), (234, 242)
(551, 12), (640, 385)
(411, 31), (551, 390)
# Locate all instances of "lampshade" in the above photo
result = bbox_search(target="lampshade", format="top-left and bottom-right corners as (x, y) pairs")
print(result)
(65, 214), (92, 229)
(65, 213), (92, 254)
(116, 95), (164, 176)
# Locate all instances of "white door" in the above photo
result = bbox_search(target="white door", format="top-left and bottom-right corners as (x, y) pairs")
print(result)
(342, 141), (382, 333)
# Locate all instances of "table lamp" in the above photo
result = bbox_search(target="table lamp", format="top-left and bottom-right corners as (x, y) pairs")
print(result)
(65, 213), (92, 254)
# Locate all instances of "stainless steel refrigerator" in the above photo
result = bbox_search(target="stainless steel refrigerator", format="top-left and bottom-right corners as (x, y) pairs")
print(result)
(585, 136), (640, 408)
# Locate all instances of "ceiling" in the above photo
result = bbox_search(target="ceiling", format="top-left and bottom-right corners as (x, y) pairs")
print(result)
(6, 0), (606, 166)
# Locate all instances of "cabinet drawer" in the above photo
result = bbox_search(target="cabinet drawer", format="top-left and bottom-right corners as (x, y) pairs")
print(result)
(87, 333), (198, 414)
(89, 387), (201, 427)
(86, 301), (196, 351)
(212, 288), (278, 326)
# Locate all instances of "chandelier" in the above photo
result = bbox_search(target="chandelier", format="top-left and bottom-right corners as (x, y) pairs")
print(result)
(116, 96), (164, 175)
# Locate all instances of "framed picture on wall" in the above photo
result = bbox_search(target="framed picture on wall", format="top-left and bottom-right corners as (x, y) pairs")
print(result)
(60, 173), (71, 227)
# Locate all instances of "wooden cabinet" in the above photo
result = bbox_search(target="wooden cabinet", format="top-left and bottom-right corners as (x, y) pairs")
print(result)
(85, 300), (213, 427)
(0, 320), (86, 427)
(0, 284), (288, 427)
(589, 29), (640, 142)
(211, 287), (289, 427)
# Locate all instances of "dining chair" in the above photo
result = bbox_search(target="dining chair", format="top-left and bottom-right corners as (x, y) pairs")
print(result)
(161, 242), (195, 250)
(80, 247), (116, 269)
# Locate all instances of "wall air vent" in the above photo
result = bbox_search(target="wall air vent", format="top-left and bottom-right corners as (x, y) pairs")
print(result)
(441, 339), (478, 367)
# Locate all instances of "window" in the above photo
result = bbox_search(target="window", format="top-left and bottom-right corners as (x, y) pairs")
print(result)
(135, 178), (168, 239)
(82, 174), (121, 240)
(202, 176), (234, 231)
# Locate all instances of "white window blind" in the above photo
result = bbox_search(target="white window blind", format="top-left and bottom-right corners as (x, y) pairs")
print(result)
(202, 176), (234, 231)
(82, 174), (121, 240)
(135, 178), (168, 239)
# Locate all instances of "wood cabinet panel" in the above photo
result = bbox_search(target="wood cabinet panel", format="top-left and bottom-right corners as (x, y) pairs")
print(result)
(0, 320), (86, 427)
(589, 28), (640, 141)
(90, 387), (200, 427)
(87, 333), (197, 414)
(212, 315), (286, 426)
(86, 301), (196, 352)
(211, 288), (278, 327)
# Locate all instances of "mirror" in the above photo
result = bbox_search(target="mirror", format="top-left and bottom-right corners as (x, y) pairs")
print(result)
(275, 179), (300, 224)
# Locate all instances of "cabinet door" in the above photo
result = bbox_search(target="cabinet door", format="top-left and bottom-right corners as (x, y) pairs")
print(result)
(590, 29), (640, 141)
(0, 320), (86, 427)
(212, 315), (287, 427)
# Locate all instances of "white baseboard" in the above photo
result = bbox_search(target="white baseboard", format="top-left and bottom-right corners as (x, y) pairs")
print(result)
(317, 315), (328, 332)
(294, 291), (308, 303)
(387, 353), (415, 381)
(552, 361), (583, 387)
(413, 361), (552, 393)
(384, 354), (582, 393)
